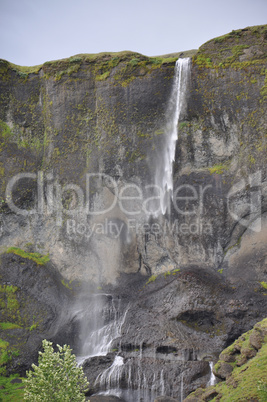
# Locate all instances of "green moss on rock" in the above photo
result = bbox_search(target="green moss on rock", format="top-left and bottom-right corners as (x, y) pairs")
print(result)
(193, 24), (267, 70)
(6, 247), (50, 265)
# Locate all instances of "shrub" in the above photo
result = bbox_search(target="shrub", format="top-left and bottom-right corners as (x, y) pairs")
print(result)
(23, 340), (89, 401)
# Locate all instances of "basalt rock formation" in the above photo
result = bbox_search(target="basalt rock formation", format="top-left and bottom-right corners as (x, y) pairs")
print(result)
(0, 24), (266, 401)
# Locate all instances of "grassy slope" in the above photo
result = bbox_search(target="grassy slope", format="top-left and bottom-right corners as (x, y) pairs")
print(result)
(185, 318), (267, 401)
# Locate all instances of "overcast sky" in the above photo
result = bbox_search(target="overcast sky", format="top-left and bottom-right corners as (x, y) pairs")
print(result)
(0, 0), (266, 66)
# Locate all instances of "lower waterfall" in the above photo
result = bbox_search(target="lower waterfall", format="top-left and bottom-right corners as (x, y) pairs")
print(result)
(207, 362), (216, 387)
(77, 293), (194, 401)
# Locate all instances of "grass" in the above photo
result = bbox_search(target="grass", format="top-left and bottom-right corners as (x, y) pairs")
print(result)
(214, 342), (267, 401)
(0, 49), (180, 84)
(6, 247), (50, 265)
(0, 323), (21, 330)
(193, 24), (267, 72)
(29, 324), (37, 331)
(0, 374), (24, 401)
(0, 339), (10, 369)
(185, 318), (267, 401)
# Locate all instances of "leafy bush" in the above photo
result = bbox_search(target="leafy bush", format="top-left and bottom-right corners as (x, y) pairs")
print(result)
(23, 340), (89, 401)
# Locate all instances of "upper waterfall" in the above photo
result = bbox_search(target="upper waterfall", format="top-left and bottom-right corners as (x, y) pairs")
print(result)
(155, 57), (191, 216)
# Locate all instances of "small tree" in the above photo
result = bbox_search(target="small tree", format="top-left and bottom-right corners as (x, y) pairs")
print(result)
(23, 340), (89, 401)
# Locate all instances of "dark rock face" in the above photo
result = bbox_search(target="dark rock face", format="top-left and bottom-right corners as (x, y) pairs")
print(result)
(0, 252), (76, 375)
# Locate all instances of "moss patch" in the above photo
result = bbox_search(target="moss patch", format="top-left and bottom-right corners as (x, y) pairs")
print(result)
(0, 322), (22, 330)
(6, 247), (50, 265)
(209, 164), (229, 175)
(146, 274), (158, 285)
(193, 24), (267, 71)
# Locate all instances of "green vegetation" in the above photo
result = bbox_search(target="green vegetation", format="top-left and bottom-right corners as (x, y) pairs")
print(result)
(146, 269), (181, 284)
(185, 318), (267, 401)
(61, 279), (72, 290)
(10, 63), (42, 75)
(193, 24), (267, 73)
(260, 70), (267, 100)
(6, 247), (50, 265)
(0, 50), (182, 86)
(146, 274), (157, 285)
(0, 285), (19, 317)
(24, 339), (89, 401)
(0, 322), (21, 330)
(164, 268), (180, 278)
(258, 379), (267, 400)
(0, 120), (13, 141)
(179, 122), (189, 129)
(0, 374), (24, 401)
(209, 164), (229, 175)
(29, 324), (37, 331)
(0, 339), (10, 368)
(260, 282), (267, 290)
(0, 339), (19, 376)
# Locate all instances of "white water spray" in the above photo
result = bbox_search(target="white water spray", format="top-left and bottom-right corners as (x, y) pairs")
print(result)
(97, 355), (124, 390)
(155, 57), (191, 215)
(180, 372), (184, 402)
(207, 361), (216, 387)
(76, 295), (128, 365)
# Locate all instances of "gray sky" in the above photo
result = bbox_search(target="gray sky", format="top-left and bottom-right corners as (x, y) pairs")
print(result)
(0, 0), (266, 66)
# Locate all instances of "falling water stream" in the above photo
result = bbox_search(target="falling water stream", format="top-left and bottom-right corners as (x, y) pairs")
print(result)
(155, 57), (191, 215)
(207, 362), (216, 387)
(78, 58), (192, 401)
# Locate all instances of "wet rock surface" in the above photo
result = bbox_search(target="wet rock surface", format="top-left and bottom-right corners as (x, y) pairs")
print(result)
(87, 396), (125, 402)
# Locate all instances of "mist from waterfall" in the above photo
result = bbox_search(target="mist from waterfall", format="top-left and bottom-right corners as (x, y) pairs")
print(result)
(155, 57), (191, 216)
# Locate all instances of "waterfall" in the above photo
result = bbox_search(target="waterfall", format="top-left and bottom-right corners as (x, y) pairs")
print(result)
(180, 372), (184, 402)
(155, 57), (191, 215)
(76, 294), (128, 365)
(97, 355), (124, 391)
(160, 369), (165, 395)
(207, 361), (216, 387)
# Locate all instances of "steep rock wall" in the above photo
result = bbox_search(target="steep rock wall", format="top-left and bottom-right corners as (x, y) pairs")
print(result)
(0, 26), (266, 287)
